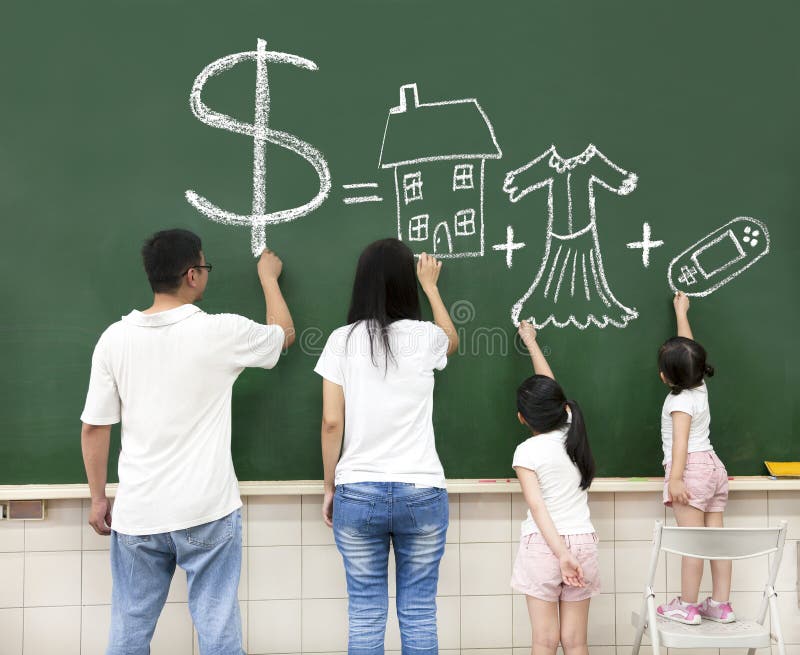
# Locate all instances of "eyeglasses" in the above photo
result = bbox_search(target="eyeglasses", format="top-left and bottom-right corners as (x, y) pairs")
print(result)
(182, 264), (213, 276)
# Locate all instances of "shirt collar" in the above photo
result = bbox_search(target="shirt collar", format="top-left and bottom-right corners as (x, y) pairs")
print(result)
(121, 304), (202, 327)
(548, 144), (597, 173)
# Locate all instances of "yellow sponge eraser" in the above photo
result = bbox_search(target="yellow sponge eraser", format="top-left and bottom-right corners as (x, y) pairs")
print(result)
(764, 461), (800, 477)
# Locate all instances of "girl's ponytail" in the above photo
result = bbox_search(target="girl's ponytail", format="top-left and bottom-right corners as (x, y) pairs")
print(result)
(516, 377), (595, 490)
(565, 399), (596, 490)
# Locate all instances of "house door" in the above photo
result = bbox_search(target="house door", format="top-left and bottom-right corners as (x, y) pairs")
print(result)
(433, 221), (453, 255)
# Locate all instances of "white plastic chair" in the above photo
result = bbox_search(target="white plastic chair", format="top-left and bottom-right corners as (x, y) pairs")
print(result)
(631, 520), (788, 655)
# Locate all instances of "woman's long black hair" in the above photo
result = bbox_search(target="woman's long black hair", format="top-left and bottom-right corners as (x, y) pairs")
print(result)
(517, 375), (595, 490)
(658, 336), (714, 395)
(346, 238), (421, 368)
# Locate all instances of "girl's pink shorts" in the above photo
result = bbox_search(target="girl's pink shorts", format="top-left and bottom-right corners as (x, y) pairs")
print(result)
(511, 532), (600, 602)
(663, 450), (728, 512)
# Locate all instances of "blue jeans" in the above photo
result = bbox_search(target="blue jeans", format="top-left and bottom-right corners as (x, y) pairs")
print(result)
(333, 482), (449, 655)
(107, 509), (243, 655)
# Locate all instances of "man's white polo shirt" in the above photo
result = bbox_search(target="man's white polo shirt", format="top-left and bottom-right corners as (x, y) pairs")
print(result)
(81, 304), (284, 535)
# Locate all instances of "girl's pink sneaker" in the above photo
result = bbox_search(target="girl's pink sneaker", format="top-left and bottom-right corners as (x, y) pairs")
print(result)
(657, 597), (701, 625)
(697, 597), (736, 623)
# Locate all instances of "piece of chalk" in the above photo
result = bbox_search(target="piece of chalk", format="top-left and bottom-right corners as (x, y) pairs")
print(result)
(628, 477), (648, 482)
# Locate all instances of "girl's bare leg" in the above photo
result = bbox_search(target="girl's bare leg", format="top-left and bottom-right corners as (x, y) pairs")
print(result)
(526, 595), (560, 655)
(704, 511), (732, 601)
(673, 503), (705, 603)
(559, 598), (590, 655)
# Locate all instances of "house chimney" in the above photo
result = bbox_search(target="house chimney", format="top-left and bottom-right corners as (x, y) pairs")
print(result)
(397, 83), (419, 113)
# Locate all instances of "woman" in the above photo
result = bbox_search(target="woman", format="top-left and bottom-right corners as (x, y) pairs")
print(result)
(315, 238), (458, 654)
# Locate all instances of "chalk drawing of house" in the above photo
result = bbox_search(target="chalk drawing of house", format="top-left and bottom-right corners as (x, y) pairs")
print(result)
(378, 83), (502, 258)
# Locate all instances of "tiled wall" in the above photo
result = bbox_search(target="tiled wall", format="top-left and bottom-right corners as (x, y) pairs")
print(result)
(1, 491), (798, 655)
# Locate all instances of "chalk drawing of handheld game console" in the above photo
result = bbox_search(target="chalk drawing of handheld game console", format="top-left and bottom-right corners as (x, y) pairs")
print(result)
(668, 217), (770, 297)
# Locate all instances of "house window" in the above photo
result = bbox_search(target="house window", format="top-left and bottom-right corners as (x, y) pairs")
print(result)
(403, 172), (423, 204)
(454, 209), (476, 236)
(408, 214), (429, 241)
(453, 164), (474, 190)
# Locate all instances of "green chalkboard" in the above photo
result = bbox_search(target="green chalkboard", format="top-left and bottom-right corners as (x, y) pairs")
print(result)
(1, 0), (797, 484)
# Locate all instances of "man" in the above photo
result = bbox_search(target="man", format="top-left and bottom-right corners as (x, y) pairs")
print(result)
(80, 229), (293, 655)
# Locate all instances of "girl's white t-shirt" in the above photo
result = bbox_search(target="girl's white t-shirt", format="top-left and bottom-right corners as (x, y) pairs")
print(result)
(660, 382), (713, 465)
(314, 319), (448, 488)
(512, 424), (595, 536)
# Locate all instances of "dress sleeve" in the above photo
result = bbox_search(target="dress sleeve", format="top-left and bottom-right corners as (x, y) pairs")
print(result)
(590, 149), (638, 195)
(503, 147), (556, 203)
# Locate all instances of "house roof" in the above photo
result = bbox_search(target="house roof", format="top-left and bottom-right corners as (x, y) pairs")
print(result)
(378, 83), (502, 169)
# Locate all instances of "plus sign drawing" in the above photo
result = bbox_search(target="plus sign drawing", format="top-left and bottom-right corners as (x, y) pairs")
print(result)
(626, 222), (664, 268)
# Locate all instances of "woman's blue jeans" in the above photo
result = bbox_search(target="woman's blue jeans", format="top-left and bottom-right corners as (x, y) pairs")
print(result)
(333, 482), (449, 655)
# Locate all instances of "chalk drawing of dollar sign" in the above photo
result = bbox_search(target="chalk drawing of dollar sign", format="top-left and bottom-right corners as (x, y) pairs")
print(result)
(186, 38), (332, 256)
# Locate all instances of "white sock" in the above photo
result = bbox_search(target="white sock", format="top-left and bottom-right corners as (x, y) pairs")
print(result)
(708, 598), (726, 606)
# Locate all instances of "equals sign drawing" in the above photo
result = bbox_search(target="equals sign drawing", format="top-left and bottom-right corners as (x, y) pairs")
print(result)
(342, 182), (382, 204)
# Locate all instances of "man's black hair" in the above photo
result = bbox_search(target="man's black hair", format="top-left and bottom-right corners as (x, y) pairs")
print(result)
(141, 229), (202, 293)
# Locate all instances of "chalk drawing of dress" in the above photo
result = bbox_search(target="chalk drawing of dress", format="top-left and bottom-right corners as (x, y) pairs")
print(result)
(503, 144), (638, 329)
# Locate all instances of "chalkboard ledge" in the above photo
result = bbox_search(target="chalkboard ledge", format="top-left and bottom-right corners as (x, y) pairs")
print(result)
(1, 477), (799, 500)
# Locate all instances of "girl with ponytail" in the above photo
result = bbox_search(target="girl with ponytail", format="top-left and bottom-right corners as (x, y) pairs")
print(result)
(655, 292), (736, 626)
(511, 320), (598, 655)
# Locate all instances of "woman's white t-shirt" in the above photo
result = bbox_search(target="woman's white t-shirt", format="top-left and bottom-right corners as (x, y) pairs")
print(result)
(512, 424), (595, 537)
(660, 382), (713, 465)
(314, 319), (449, 488)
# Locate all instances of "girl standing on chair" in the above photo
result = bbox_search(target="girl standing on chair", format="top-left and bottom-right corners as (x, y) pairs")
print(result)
(656, 291), (735, 625)
(512, 320), (599, 655)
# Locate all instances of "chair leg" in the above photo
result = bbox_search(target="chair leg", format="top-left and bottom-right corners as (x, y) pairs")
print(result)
(631, 592), (650, 655)
(769, 592), (786, 655)
(646, 594), (661, 655)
